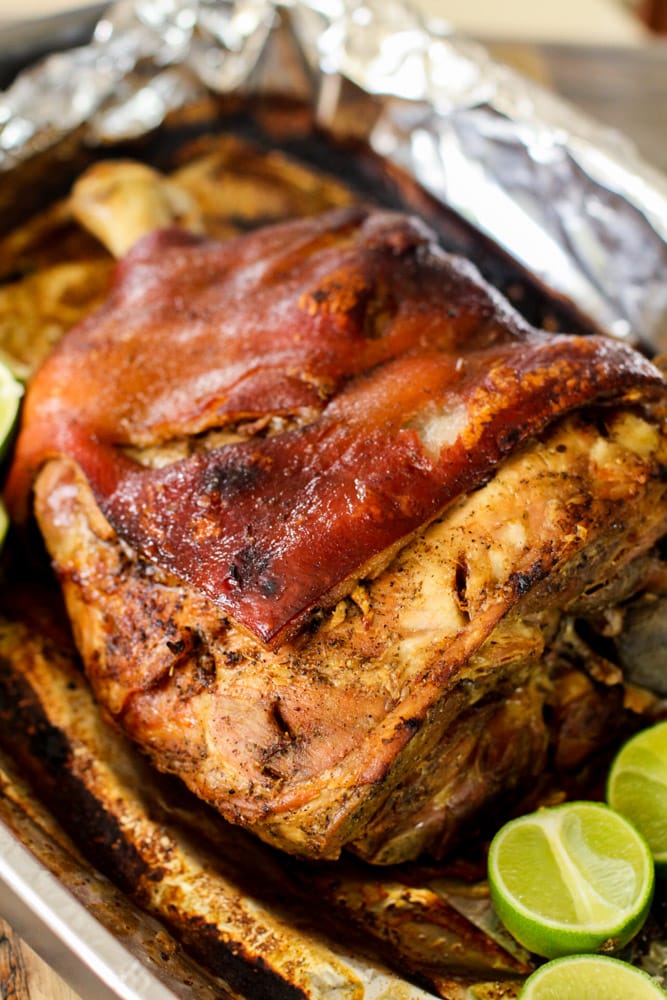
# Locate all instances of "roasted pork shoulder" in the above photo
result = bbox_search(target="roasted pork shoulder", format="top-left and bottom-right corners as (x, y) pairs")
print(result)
(6, 204), (667, 863)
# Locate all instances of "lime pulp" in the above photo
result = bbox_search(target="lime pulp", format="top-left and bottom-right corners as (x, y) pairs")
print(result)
(519, 954), (667, 999)
(608, 720), (667, 874)
(0, 360), (23, 460)
(488, 801), (654, 959)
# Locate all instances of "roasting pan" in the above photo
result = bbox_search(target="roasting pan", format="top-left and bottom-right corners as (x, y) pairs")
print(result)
(1, 6), (667, 1000)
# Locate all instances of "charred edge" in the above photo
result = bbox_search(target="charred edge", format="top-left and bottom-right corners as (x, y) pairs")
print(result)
(0, 657), (151, 894)
(498, 425), (522, 452)
(593, 410), (612, 440)
(166, 638), (186, 656)
(509, 571), (535, 599)
(176, 915), (310, 1000)
(189, 628), (217, 690)
(201, 459), (262, 497)
(454, 556), (471, 620)
(362, 297), (396, 341)
(270, 698), (297, 741)
(508, 560), (549, 599)
(229, 544), (273, 591)
(128, 627), (218, 705)
(399, 716), (423, 735)
(260, 699), (299, 779)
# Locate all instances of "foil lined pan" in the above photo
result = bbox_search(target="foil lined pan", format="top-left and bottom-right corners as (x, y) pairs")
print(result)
(1, 3), (667, 999)
(1, 0), (667, 348)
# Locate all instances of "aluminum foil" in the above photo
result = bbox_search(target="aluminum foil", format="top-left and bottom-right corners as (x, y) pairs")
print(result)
(1, 0), (667, 349)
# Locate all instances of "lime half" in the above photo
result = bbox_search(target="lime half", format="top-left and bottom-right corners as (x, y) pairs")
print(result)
(519, 955), (667, 999)
(488, 801), (654, 959)
(608, 720), (667, 875)
(0, 361), (22, 549)
(0, 360), (23, 459)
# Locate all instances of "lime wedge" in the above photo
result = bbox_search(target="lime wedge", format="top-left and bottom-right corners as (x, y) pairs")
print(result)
(0, 360), (23, 459)
(0, 361), (22, 550)
(519, 955), (667, 999)
(607, 720), (667, 875)
(488, 801), (654, 959)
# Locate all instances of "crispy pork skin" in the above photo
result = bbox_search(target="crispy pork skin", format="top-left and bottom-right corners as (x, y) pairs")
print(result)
(7, 207), (667, 862)
(6, 208), (664, 646)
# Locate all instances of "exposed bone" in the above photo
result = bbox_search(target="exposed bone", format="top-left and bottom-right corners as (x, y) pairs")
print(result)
(70, 160), (203, 257)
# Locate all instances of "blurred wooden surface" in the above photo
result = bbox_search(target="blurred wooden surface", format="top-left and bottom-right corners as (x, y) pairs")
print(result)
(0, 28), (666, 1000)
(0, 917), (80, 1000)
(486, 39), (667, 175)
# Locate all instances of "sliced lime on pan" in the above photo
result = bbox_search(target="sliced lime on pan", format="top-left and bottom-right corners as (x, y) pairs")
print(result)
(519, 954), (667, 999)
(608, 720), (667, 876)
(488, 801), (654, 959)
(0, 360), (23, 459)
(0, 360), (23, 549)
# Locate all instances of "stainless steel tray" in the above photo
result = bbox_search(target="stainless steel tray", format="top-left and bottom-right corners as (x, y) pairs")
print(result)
(0, 819), (181, 999)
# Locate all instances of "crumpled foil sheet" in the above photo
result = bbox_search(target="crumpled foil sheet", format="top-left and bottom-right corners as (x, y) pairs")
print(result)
(1, 0), (667, 350)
